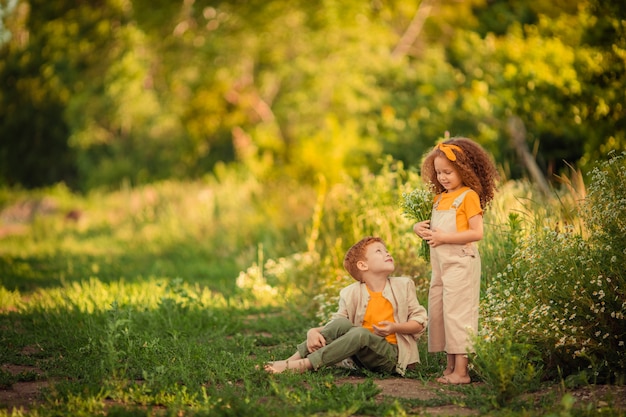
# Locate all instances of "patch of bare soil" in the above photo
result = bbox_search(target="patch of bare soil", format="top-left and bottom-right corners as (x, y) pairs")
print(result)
(335, 375), (626, 416)
(0, 364), (48, 413)
(562, 384), (626, 410)
(336, 376), (480, 416)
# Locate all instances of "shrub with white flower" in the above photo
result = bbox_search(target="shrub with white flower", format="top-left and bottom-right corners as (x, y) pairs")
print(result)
(480, 152), (626, 383)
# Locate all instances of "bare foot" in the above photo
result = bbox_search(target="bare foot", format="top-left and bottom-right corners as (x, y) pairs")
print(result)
(436, 373), (471, 385)
(263, 359), (310, 374)
(442, 367), (454, 376)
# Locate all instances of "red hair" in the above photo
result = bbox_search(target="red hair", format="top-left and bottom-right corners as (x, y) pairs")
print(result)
(343, 237), (384, 281)
(421, 137), (499, 209)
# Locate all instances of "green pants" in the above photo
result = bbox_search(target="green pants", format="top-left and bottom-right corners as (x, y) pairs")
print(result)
(296, 317), (398, 373)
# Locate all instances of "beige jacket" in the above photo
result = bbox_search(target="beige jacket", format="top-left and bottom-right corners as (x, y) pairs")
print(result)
(330, 277), (428, 375)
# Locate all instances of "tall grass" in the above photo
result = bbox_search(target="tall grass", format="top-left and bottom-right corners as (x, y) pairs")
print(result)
(0, 168), (318, 296)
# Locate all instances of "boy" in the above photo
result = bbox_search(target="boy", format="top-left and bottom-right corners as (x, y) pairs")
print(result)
(264, 236), (427, 375)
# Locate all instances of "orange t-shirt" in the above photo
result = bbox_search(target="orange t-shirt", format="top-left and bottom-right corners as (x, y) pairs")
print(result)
(363, 287), (397, 345)
(434, 186), (482, 231)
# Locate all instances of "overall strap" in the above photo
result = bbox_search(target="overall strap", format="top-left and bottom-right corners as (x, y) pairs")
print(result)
(432, 194), (443, 210)
(451, 189), (472, 209)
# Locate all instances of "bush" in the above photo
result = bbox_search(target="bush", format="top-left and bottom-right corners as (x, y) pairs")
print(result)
(480, 152), (626, 383)
(471, 331), (543, 408)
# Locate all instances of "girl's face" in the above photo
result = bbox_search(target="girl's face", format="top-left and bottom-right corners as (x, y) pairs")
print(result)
(434, 156), (463, 192)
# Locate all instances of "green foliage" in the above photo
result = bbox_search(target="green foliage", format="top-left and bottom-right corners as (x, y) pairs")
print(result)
(480, 152), (626, 383)
(1, 0), (625, 190)
(583, 151), (626, 258)
(471, 331), (543, 408)
(0, 172), (317, 297)
(480, 182), (527, 289)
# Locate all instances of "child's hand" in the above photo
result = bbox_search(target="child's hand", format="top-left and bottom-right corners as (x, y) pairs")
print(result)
(426, 227), (446, 247)
(372, 321), (395, 337)
(413, 220), (430, 238)
(306, 329), (326, 353)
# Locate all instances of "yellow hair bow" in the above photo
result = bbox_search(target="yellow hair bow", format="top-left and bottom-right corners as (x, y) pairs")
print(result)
(436, 143), (463, 161)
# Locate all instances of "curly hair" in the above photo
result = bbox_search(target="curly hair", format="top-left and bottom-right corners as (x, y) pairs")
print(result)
(421, 137), (499, 209)
(343, 236), (384, 281)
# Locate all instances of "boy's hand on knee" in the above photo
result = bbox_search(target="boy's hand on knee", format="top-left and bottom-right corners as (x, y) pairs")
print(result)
(306, 329), (326, 353)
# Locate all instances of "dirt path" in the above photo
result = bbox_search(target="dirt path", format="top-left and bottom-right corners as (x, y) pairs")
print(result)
(2, 368), (478, 415)
(336, 375), (480, 416)
(0, 364), (49, 412)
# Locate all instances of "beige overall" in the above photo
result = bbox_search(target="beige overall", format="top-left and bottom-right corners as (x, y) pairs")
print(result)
(428, 189), (481, 354)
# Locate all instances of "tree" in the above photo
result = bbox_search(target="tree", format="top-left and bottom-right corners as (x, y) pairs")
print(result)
(0, 0), (624, 190)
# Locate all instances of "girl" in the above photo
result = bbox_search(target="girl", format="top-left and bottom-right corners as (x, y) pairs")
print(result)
(413, 137), (498, 384)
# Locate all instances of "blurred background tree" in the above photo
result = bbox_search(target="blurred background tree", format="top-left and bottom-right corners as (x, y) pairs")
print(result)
(0, 0), (624, 191)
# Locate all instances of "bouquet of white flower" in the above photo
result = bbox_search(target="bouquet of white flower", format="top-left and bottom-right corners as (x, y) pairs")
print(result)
(400, 188), (434, 260)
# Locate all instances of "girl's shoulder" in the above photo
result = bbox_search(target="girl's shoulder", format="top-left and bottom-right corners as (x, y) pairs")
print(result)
(464, 188), (480, 201)
(459, 189), (482, 216)
(436, 187), (480, 211)
(454, 187), (479, 201)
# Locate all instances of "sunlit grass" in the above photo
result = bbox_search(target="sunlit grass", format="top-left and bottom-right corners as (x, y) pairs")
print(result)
(1, 156), (624, 416)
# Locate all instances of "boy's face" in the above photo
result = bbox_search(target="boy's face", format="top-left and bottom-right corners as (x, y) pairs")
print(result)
(358, 242), (395, 275)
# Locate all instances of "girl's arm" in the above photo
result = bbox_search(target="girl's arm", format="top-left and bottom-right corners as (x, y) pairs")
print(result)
(412, 220), (431, 239)
(426, 214), (483, 246)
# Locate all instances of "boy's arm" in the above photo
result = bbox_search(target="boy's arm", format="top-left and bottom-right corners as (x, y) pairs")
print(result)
(373, 320), (424, 337)
(375, 278), (427, 338)
(312, 286), (351, 353)
(395, 320), (425, 334)
(306, 326), (326, 353)
(405, 279), (428, 335)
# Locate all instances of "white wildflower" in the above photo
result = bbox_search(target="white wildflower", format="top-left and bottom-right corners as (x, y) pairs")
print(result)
(400, 188), (434, 222)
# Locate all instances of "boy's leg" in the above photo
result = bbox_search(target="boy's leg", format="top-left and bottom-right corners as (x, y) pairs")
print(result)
(266, 318), (356, 374)
(307, 326), (397, 373)
(264, 357), (312, 373)
(295, 318), (354, 359)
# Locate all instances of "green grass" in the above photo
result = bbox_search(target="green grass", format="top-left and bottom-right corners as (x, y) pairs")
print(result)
(0, 278), (424, 416)
(1, 159), (625, 416)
